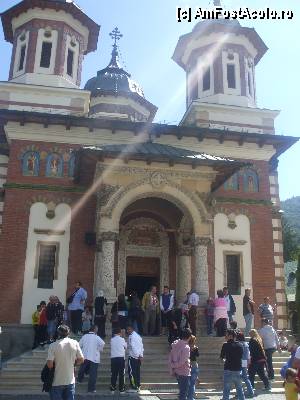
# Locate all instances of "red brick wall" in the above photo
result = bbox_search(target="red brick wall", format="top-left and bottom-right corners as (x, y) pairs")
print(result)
(0, 140), (97, 323)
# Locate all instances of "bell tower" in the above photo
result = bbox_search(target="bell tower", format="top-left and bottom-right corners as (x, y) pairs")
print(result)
(1, 0), (99, 88)
(172, 17), (279, 133)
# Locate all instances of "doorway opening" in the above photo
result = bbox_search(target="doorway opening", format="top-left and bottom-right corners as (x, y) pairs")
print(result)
(126, 256), (160, 299)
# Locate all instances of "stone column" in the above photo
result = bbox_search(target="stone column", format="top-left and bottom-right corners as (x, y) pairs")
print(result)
(194, 237), (211, 306)
(94, 231), (118, 303)
(177, 246), (192, 304)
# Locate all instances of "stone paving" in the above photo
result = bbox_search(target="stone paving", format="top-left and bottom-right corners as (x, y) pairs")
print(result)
(0, 393), (286, 400)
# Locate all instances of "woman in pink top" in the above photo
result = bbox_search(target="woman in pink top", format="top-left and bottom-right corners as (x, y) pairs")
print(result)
(214, 290), (228, 337)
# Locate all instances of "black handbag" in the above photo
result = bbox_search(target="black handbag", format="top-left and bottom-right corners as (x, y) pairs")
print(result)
(41, 363), (55, 392)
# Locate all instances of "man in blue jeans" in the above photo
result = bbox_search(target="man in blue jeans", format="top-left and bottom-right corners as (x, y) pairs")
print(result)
(220, 329), (245, 400)
(47, 325), (84, 400)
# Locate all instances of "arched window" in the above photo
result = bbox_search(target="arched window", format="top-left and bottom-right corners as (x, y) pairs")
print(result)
(243, 169), (259, 192)
(45, 153), (63, 177)
(22, 151), (40, 176)
(224, 173), (239, 191)
(68, 153), (75, 178)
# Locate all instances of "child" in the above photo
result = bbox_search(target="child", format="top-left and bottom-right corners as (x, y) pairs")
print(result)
(229, 320), (238, 330)
(279, 329), (289, 351)
(284, 368), (300, 400)
(32, 305), (41, 349)
(82, 306), (93, 334)
(204, 298), (214, 336)
(187, 335), (200, 400)
(38, 301), (48, 346)
(110, 327), (127, 394)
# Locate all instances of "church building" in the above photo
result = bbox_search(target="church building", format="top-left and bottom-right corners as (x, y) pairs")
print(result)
(0, 0), (297, 329)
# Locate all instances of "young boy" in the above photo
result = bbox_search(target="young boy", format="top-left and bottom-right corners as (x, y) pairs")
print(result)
(82, 306), (93, 334)
(39, 301), (48, 346)
(32, 305), (41, 349)
(279, 329), (289, 351)
(110, 327), (127, 394)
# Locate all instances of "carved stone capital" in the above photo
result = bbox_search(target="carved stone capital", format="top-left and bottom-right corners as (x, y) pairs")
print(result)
(194, 237), (211, 247)
(177, 246), (193, 256)
(99, 231), (119, 242)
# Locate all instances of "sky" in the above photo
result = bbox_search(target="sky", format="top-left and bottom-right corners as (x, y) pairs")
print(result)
(0, 0), (299, 201)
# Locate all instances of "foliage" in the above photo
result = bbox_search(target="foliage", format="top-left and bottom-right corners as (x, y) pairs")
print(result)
(281, 196), (300, 243)
(282, 216), (300, 262)
(295, 254), (300, 336)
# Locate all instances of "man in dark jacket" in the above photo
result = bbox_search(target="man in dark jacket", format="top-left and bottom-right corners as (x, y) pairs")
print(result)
(223, 287), (236, 323)
(220, 329), (245, 400)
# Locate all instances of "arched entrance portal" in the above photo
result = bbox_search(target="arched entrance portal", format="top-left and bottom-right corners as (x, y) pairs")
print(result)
(95, 182), (212, 304)
(118, 198), (183, 299)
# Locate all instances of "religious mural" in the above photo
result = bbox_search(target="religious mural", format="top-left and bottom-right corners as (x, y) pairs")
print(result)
(243, 169), (259, 192)
(22, 151), (40, 176)
(224, 172), (239, 191)
(68, 153), (75, 177)
(45, 153), (63, 177)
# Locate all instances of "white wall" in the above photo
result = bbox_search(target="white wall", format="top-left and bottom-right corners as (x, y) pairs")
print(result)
(20, 202), (71, 323)
(214, 213), (252, 328)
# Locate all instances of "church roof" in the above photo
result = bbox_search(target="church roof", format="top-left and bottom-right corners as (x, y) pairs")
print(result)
(79, 142), (248, 192)
(1, 0), (100, 53)
(83, 142), (231, 161)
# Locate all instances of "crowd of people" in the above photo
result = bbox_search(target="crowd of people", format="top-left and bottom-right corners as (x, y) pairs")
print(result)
(35, 282), (298, 400)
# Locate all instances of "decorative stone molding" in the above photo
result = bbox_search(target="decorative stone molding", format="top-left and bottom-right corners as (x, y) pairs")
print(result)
(213, 206), (255, 223)
(25, 196), (73, 219)
(99, 175), (209, 223)
(150, 171), (167, 189)
(194, 237), (211, 246)
(177, 246), (193, 256)
(34, 229), (65, 235)
(97, 184), (121, 207)
(99, 231), (119, 242)
(219, 239), (247, 246)
(96, 163), (216, 181)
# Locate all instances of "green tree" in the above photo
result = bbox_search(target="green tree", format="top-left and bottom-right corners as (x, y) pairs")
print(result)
(296, 254), (300, 336)
(282, 216), (300, 262)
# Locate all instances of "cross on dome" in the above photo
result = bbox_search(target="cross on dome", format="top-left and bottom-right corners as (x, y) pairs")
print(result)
(109, 27), (123, 46)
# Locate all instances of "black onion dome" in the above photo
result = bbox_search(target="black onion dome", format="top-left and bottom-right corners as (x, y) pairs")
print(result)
(84, 44), (144, 98)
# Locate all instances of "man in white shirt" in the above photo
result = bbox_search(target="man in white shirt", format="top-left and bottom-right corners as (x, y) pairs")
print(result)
(77, 325), (105, 393)
(47, 325), (84, 400)
(259, 319), (280, 381)
(110, 326), (127, 394)
(188, 290), (199, 335)
(127, 324), (144, 392)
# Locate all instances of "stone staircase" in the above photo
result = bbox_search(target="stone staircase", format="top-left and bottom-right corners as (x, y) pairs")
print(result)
(0, 335), (289, 396)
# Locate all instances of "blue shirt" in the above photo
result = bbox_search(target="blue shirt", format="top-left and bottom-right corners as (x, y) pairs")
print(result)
(68, 287), (87, 311)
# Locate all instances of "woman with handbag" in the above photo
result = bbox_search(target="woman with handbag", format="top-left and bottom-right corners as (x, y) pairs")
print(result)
(248, 329), (271, 391)
(111, 294), (128, 337)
